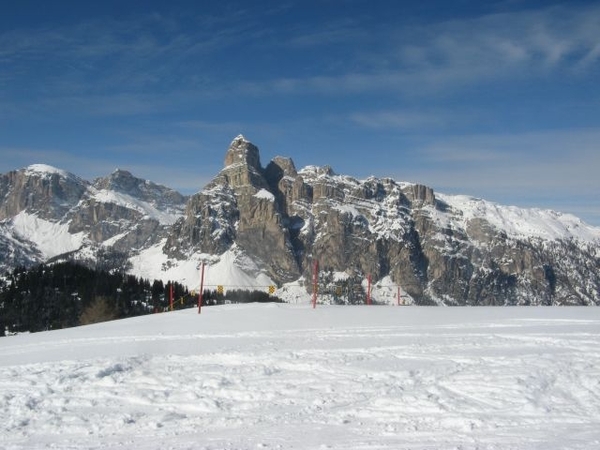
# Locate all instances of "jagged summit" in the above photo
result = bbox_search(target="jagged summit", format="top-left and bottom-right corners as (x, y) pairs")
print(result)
(224, 135), (261, 169)
(232, 134), (248, 143)
(94, 169), (138, 192)
(266, 156), (298, 179)
(92, 169), (187, 211)
(0, 164), (88, 222)
(111, 168), (133, 176)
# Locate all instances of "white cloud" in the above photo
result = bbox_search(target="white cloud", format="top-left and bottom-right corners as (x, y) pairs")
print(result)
(349, 110), (449, 130)
(4, 3), (598, 113)
(392, 128), (600, 223)
(226, 4), (600, 98)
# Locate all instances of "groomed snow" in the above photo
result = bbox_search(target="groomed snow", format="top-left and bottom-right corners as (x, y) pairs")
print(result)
(1, 305), (599, 450)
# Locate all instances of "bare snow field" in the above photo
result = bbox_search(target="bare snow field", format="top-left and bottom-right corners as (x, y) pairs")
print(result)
(1, 304), (600, 450)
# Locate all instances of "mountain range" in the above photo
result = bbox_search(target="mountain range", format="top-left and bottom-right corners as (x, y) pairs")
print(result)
(1, 135), (599, 305)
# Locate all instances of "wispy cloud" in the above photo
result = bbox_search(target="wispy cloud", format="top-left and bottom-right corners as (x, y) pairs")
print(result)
(226, 3), (600, 98)
(286, 18), (368, 47)
(392, 128), (600, 221)
(0, 10), (261, 103)
(349, 109), (466, 131)
(4, 3), (598, 115)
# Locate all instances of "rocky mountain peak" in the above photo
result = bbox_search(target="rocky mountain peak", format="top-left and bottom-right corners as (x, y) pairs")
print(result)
(2, 136), (600, 306)
(0, 165), (88, 221)
(94, 169), (137, 192)
(224, 134), (262, 170)
(24, 164), (77, 180)
(268, 156), (297, 176)
(265, 156), (298, 188)
(214, 136), (269, 193)
(92, 169), (186, 207)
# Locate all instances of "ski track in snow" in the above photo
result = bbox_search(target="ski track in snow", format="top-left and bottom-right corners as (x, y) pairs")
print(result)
(1, 305), (600, 450)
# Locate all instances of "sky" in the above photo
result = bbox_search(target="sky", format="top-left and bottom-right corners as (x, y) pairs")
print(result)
(1, 0), (599, 225)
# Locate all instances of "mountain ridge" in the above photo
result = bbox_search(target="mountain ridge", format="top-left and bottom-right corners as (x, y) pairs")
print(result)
(1, 136), (599, 305)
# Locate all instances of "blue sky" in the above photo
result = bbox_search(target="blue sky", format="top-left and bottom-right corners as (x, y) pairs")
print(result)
(1, 0), (599, 225)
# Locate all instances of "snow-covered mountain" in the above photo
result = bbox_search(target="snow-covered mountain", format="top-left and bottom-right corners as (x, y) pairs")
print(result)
(0, 164), (187, 273)
(1, 136), (599, 305)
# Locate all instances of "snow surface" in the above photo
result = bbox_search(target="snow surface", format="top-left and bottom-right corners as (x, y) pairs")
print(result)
(129, 242), (404, 304)
(11, 212), (86, 259)
(92, 190), (182, 225)
(2, 305), (600, 450)
(436, 193), (600, 242)
(254, 189), (275, 202)
(129, 243), (274, 293)
(25, 164), (73, 179)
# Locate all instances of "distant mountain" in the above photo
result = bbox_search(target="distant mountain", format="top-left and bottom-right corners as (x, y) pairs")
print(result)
(1, 136), (599, 305)
(0, 164), (187, 273)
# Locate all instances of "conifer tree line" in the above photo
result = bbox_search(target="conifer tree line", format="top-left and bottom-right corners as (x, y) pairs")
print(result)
(0, 262), (284, 336)
(0, 262), (191, 336)
(201, 288), (283, 306)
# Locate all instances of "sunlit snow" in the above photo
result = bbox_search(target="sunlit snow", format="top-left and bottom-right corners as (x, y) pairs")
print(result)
(436, 193), (600, 242)
(129, 243), (274, 293)
(11, 211), (85, 259)
(25, 164), (73, 179)
(92, 189), (182, 225)
(254, 189), (275, 202)
(1, 305), (599, 449)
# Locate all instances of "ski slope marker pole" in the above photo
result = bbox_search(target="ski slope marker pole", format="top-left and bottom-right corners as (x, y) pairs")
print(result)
(312, 259), (318, 309)
(170, 283), (174, 311)
(198, 262), (205, 314)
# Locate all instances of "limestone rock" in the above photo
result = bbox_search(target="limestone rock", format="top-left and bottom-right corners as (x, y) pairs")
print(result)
(1, 137), (599, 306)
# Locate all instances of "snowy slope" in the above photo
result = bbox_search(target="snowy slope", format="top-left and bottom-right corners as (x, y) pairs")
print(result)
(1, 304), (600, 450)
(24, 164), (85, 184)
(435, 193), (600, 242)
(11, 211), (86, 259)
(129, 242), (275, 293)
(91, 189), (182, 226)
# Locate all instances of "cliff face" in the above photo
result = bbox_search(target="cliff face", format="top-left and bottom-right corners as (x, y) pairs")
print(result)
(0, 165), (88, 221)
(1, 136), (599, 305)
(0, 165), (186, 272)
(162, 136), (600, 305)
(164, 136), (300, 282)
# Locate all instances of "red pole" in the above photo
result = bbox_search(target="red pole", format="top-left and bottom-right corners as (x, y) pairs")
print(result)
(312, 259), (319, 309)
(198, 262), (205, 314)
(169, 283), (174, 311)
(367, 274), (372, 305)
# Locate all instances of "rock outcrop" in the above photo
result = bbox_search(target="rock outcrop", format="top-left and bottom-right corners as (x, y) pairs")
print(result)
(162, 136), (600, 305)
(1, 136), (599, 306)
(0, 165), (88, 221)
(165, 135), (300, 281)
(0, 165), (187, 272)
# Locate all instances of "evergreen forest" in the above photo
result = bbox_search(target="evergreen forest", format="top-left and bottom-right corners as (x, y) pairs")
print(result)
(0, 262), (281, 336)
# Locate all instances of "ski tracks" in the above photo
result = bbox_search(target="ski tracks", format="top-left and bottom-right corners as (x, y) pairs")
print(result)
(1, 311), (600, 449)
